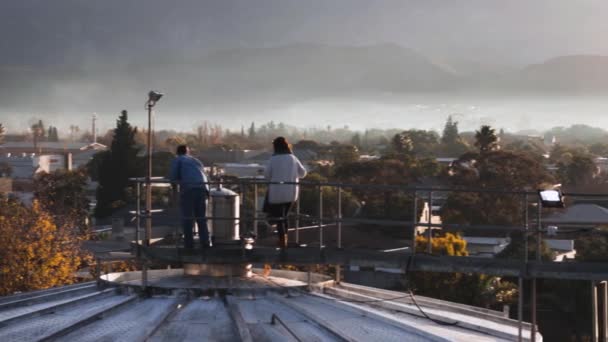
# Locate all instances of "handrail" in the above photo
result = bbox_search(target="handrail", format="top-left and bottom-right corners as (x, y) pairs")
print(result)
(129, 176), (608, 198)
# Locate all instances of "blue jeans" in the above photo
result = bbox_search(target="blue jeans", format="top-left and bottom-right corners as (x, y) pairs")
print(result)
(180, 188), (209, 248)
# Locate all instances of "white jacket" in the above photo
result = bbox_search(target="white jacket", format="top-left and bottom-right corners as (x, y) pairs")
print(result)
(264, 153), (307, 204)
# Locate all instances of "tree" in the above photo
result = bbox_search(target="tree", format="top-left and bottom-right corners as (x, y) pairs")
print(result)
(474, 125), (499, 153)
(409, 233), (517, 309)
(390, 130), (439, 158)
(33, 169), (90, 232)
(589, 143), (608, 157)
(94, 110), (139, 218)
(441, 115), (460, 145)
(46, 126), (59, 142)
(441, 150), (553, 235)
(350, 133), (362, 149)
(557, 153), (597, 186)
(0, 123), (5, 144)
(0, 197), (86, 295)
(248, 122), (256, 138)
(438, 116), (470, 157)
(391, 132), (413, 155)
(31, 119), (45, 147)
(332, 144), (359, 166)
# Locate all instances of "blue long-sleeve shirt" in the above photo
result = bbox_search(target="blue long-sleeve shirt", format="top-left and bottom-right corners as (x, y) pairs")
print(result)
(169, 155), (210, 191)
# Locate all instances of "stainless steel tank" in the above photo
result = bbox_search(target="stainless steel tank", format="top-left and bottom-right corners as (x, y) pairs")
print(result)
(209, 187), (240, 241)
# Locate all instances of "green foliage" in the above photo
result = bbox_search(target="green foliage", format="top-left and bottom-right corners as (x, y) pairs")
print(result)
(299, 173), (360, 221)
(331, 144), (359, 166)
(47, 126), (59, 142)
(94, 110), (139, 218)
(390, 129), (439, 158)
(474, 125), (499, 153)
(546, 124), (608, 145)
(589, 143), (608, 157)
(437, 116), (470, 157)
(442, 151), (553, 234)
(557, 153), (597, 186)
(496, 233), (554, 260)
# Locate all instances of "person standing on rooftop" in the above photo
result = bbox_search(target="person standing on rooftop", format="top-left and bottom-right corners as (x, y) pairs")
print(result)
(170, 145), (210, 249)
(264, 137), (307, 249)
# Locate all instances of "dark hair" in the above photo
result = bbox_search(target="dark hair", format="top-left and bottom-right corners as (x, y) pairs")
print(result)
(176, 145), (188, 155)
(273, 136), (292, 155)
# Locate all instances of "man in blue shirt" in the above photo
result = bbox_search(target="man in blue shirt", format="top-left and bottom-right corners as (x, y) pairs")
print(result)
(170, 145), (210, 249)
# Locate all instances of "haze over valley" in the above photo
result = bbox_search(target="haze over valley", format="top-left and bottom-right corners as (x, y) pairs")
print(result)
(1, 0), (608, 133)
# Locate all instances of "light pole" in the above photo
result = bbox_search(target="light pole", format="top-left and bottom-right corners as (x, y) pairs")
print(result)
(145, 91), (163, 246)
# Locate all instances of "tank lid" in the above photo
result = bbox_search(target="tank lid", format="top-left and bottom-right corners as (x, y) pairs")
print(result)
(210, 187), (238, 197)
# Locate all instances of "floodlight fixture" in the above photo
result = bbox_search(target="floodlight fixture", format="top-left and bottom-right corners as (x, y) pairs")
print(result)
(147, 90), (164, 106)
(538, 188), (564, 208)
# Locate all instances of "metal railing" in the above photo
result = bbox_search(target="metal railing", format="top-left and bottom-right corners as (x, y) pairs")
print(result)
(126, 176), (608, 342)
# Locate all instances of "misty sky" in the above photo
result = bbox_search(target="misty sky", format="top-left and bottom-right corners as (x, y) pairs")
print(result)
(2, 0), (608, 134)
(2, 0), (607, 66)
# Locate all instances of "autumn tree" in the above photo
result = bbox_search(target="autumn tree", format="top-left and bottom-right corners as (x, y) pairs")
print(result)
(408, 233), (517, 309)
(0, 197), (86, 295)
(33, 169), (90, 232)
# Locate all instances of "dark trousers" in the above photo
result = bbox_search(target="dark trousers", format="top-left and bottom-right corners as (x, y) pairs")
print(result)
(180, 188), (209, 248)
(267, 202), (293, 236)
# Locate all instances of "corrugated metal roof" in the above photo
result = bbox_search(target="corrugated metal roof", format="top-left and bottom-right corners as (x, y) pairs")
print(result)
(0, 269), (541, 341)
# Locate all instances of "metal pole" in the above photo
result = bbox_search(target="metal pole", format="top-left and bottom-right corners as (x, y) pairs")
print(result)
(319, 184), (323, 250)
(593, 281), (599, 342)
(337, 186), (342, 249)
(145, 103), (153, 246)
(296, 198), (300, 244)
(412, 191), (417, 255)
(603, 281), (608, 342)
(136, 182), (141, 258)
(518, 193), (528, 342)
(336, 185), (342, 284)
(531, 198), (541, 342)
(426, 191), (433, 254)
(253, 183), (258, 237)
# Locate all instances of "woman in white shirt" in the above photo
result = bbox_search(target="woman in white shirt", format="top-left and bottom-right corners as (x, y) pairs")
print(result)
(264, 137), (307, 249)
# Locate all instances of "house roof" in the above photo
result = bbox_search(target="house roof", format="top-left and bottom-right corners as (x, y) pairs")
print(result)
(544, 203), (608, 225)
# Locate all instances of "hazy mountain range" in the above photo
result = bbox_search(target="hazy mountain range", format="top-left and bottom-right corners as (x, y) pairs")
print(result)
(1, 44), (607, 109)
(2, 43), (608, 133)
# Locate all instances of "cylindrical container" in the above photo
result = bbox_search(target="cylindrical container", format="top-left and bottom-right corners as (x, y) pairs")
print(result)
(209, 187), (240, 241)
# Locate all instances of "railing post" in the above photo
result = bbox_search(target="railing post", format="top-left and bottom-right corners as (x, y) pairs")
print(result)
(599, 280), (608, 342)
(319, 184), (323, 250)
(335, 185), (342, 284)
(412, 190), (417, 255)
(136, 181), (141, 258)
(253, 183), (258, 237)
(531, 197), (542, 342)
(426, 191), (433, 254)
(296, 198), (300, 244)
(593, 281), (599, 342)
(337, 185), (342, 249)
(518, 193), (528, 342)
